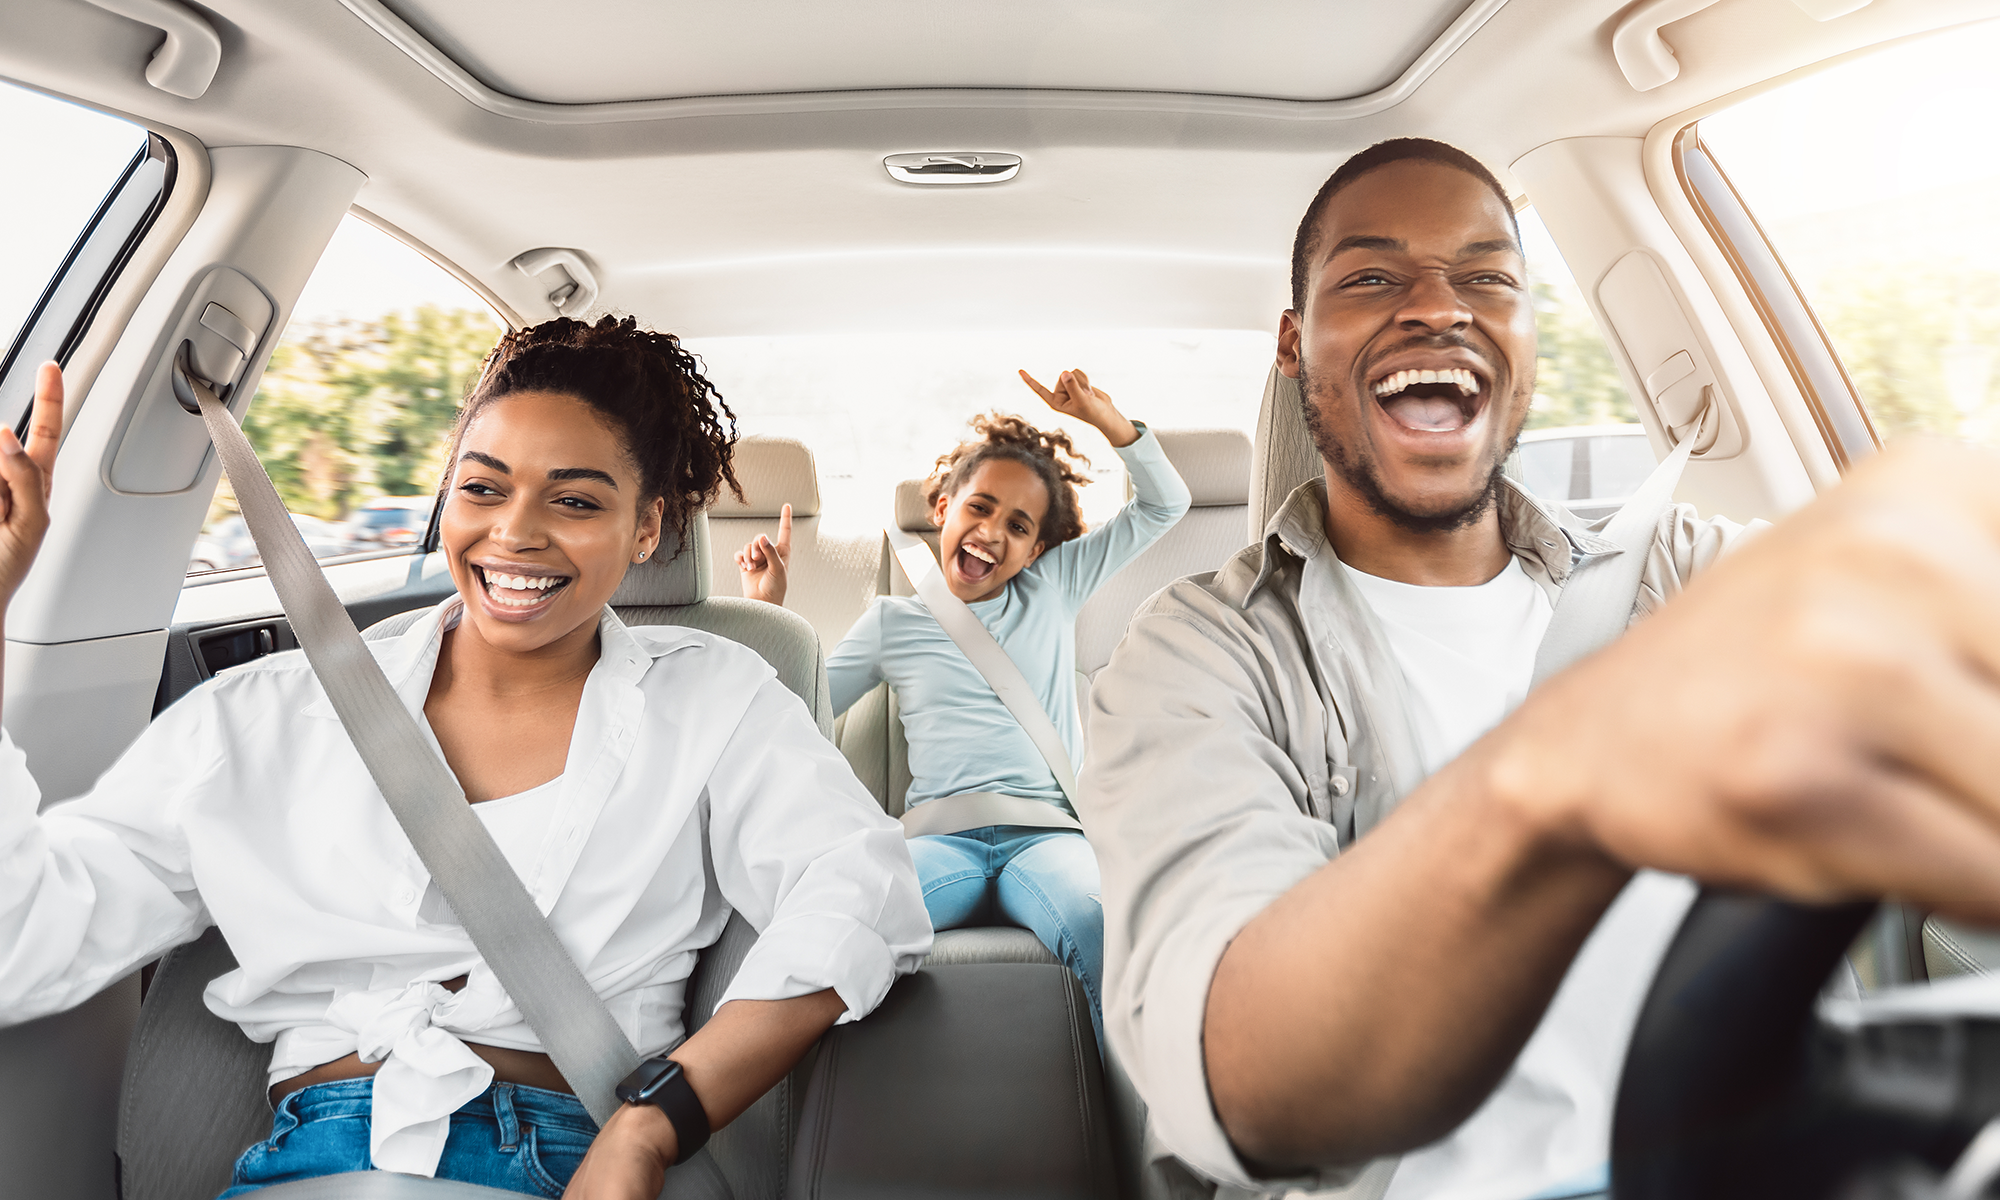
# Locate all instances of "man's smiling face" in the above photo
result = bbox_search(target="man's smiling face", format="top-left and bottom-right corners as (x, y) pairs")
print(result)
(1279, 158), (1537, 533)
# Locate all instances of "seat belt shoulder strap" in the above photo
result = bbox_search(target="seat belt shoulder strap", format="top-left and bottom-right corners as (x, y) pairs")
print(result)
(884, 526), (1079, 807)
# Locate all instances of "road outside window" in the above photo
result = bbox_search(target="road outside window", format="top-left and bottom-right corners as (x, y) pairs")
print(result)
(1699, 19), (2000, 448)
(191, 215), (503, 575)
(0, 81), (147, 361)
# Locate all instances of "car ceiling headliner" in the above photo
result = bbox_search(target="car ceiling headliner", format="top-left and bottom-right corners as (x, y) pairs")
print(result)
(0, 0), (1994, 337)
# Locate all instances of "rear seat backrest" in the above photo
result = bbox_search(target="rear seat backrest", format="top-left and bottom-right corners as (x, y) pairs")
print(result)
(1073, 429), (1251, 698)
(705, 436), (881, 654)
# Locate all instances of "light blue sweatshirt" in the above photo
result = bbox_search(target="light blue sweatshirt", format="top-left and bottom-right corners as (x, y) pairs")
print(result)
(828, 426), (1192, 815)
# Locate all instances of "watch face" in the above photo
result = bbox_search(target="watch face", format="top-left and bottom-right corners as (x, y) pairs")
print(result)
(618, 1055), (677, 1102)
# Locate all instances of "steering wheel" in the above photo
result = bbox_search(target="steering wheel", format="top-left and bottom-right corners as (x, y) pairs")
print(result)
(1612, 890), (2000, 1200)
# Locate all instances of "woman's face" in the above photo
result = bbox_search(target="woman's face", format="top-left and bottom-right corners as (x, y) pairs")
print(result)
(439, 390), (663, 657)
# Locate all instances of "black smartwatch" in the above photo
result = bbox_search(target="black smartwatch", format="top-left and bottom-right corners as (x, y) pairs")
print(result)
(615, 1054), (711, 1165)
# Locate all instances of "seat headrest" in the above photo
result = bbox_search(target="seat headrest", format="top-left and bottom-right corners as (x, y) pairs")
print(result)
(709, 436), (821, 519)
(1155, 429), (1251, 508)
(610, 512), (710, 607)
(894, 479), (935, 533)
(1247, 363), (1322, 540)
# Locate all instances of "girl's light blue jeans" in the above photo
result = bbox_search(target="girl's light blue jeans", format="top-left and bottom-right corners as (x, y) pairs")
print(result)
(907, 823), (1104, 1051)
(216, 1077), (595, 1198)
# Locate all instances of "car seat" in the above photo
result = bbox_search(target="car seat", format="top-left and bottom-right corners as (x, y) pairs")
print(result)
(702, 436), (880, 659)
(1072, 428), (1250, 722)
(114, 516), (827, 1200)
(1248, 363), (1320, 541)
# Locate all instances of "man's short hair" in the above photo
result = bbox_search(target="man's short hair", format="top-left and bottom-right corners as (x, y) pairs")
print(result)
(1289, 138), (1521, 312)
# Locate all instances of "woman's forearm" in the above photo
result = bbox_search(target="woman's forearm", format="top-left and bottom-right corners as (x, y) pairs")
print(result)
(674, 988), (847, 1133)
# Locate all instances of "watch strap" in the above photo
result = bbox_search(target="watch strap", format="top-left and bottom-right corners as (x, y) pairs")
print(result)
(617, 1055), (711, 1165)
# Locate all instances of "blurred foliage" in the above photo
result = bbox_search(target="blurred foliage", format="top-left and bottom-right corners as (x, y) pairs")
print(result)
(217, 305), (500, 523)
(1527, 279), (1639, 432)
(1811, 264), (2000, 445)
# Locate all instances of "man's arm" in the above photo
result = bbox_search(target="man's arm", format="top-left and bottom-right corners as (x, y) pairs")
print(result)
(1205, 442), (2000, 1172)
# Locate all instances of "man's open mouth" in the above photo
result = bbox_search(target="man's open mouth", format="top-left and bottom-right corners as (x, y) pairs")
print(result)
(474, 565), (573, 609)
(955, 542), (998, 583)
(1370, 367), (1487, 433)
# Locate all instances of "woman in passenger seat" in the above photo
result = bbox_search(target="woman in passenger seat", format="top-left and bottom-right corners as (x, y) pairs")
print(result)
(736, 370), (1190, 1047)
(0, 319), (931, 1200)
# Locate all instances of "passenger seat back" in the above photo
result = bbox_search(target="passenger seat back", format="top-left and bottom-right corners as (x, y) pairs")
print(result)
(1248, 363), (1319, 542)
(705, 436), (880, 656)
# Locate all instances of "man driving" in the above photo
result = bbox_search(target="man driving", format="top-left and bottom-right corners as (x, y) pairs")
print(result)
(1081, 137), (2000, 1199)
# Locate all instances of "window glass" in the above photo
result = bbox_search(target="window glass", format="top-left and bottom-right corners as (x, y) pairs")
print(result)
(1519, 206), (1640, 434)
(0, 81), (149, 353)
(680, 331), (1278, 531)
(1587, 433), (1656, 501)
(1515, 439), (1575, 500)
(1698, 19), (2000, 447)
(192, 216), (504, 575)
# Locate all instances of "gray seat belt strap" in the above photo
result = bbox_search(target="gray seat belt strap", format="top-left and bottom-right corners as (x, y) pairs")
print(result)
(1531, 421), (1703, 688)
(884, 526), (1080, 807)
(899, 792), (1086, 839)
(176, 350), (640, 1126)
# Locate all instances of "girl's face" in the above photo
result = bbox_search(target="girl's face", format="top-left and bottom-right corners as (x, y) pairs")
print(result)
(930, 458), (1050, 603)
(439, 390), (663, 657)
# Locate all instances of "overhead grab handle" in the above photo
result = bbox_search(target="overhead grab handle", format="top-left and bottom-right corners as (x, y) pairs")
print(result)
(1611, 0), (1725, 92)
(511, 247), (600, 317)
(83, 0), (222, 100)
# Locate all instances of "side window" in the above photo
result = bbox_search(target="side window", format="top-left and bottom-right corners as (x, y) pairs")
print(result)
(191, 216), (504, 575)
(1506, 206), (1643, 512)
(0, 81), (154, 404)
(1694, 19), (2000, 453)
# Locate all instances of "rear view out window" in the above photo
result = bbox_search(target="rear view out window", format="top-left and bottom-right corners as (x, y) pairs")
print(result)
(0, 81), (148, 358)
(192, 216), (503, 575)
(1698, 19), (2000, 448)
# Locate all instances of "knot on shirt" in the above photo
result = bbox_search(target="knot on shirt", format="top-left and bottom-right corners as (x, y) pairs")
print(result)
(325, 981), (495, 1177)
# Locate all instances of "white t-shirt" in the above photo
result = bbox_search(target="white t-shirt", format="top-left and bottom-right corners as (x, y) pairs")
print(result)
(1348, 555), (1692, 1200)
(1346, 557), (1553, 777)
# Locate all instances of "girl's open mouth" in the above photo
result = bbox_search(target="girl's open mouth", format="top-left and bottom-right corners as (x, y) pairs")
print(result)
(474, 565), (573, 610)
(955, 543), (997, 583)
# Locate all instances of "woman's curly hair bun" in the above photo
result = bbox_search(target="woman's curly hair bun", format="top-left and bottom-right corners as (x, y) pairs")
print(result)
(925, 412), (1092, 548)
(447, 315), (740, 553)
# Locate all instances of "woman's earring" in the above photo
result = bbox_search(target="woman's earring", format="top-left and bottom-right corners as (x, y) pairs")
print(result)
(638, 550), (649, 561)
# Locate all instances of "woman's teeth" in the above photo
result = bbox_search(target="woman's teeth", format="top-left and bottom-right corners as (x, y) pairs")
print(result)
(481, 569), (567, 607)
(1371, 368), (1480, 398)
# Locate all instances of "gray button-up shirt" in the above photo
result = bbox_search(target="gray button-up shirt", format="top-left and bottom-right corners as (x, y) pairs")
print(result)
(1080, 476), (1748, 1197)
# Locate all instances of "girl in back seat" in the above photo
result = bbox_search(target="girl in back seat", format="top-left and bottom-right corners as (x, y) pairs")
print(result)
(0, 318), (930, 1199)
(737, 370), (1190, 1046)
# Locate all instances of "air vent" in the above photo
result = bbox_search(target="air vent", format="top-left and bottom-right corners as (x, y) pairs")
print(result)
(884, 152), (1021, 186)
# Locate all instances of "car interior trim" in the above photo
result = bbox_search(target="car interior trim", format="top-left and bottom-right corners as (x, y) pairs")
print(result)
(1670, 123), (1878, 470)
(331, 0), (1513, 126)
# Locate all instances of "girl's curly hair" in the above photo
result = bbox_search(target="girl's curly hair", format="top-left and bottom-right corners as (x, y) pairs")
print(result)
(925, 413), (1092, 548)
(446, 315), (740, 554)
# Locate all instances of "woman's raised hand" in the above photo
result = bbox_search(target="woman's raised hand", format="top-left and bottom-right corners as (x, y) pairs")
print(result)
(1018, 368), (1140, 448)
(0, 363), (64, 610)
(735, 503), (791, 606)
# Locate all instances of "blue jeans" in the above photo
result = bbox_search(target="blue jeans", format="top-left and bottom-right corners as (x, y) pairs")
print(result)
(217, 1078), (596, 1198)
(908, 824), (1103, 1050)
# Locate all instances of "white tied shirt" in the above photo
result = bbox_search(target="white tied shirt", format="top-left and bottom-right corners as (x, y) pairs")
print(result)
(1348, 556), (1689, 1200)
(0, 599), (933, 1177)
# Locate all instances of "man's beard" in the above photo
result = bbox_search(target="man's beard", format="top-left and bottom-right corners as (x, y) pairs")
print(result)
(1297, 361), (1513, 536)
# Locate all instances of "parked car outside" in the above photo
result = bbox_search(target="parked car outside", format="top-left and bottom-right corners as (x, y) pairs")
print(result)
(186, 512), (358, 574)
(344, 496), (434, 549)
(1507, 425), (1657, 523)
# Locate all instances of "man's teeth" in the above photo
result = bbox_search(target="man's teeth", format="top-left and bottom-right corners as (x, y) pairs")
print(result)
(963, 545), (996, 564)
(1371, 368), (1480, 398)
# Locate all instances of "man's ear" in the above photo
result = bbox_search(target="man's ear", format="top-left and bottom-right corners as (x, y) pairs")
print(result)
(1277, 310), (1304, 381)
